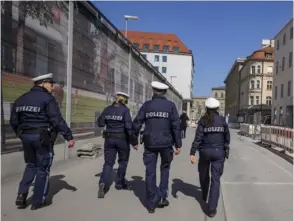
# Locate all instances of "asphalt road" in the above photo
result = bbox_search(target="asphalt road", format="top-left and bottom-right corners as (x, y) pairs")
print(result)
(1, 128), (293, 221)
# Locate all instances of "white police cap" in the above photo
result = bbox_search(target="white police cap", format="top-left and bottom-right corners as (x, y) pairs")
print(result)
(151, 81), (169, 90)
(205, 97), (220, 109)
(32, 73), (55, 83)
(116, 92), (129, 98)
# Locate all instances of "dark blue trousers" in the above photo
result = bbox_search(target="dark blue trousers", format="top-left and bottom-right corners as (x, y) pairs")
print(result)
(18, 134), (53, 205)
(143, 147), (174, 209)
(198, 147), (225, 211)
(99, 138), (130, 188)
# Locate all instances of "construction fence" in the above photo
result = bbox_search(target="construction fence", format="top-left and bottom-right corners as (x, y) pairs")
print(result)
(1, 1), (183, 154)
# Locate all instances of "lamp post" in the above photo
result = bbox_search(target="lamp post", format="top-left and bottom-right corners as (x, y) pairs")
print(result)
(124, 15), (139, 38)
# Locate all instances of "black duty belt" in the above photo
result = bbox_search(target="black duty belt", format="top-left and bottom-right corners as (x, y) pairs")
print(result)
(22, 128), (48, 134)
(103, 132), (126, 139)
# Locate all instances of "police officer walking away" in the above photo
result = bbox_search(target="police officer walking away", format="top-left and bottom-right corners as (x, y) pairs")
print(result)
(189, 97), (230, 218)
(132, 81), (182, 213)
(10, 73), (75, 210)
(97, 92), (137, 198)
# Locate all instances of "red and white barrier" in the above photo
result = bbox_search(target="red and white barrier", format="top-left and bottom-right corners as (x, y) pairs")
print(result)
(240, 123), (259, 136)
(261, 125), (294, 153)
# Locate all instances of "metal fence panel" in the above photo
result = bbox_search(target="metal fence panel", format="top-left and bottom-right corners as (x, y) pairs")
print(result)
(1, 1), (183, 154)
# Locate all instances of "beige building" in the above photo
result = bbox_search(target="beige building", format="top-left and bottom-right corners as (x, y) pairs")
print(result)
(239, 40), (274, 124)
(190, 96), (207, 120)
(272, 19), (293, 128)
(224, 58), (246, 123)
(211, 86), (226, 116)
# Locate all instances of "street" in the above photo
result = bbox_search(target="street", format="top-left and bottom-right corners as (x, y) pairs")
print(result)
(1, 128), (293, 221)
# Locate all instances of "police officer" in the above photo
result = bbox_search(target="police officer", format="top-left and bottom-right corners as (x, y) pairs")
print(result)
(97, 92), (137, 198)
(189, 97), (230, 218)
(10, 73), (75, 210)
(132, 81), (182, 213)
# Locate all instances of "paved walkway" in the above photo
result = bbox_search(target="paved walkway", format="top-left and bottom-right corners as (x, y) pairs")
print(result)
(1, 128), (293, 221)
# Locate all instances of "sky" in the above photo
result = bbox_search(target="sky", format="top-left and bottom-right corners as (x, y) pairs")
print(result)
(92, 1), (293, 97)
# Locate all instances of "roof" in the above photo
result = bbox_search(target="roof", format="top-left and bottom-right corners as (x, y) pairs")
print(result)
(247, 46), (274, 60)
(121, 30), (192, 55)
(224, 58), (246, 83)
(240, 45), (274, 73)
(212, 86), (226, 90)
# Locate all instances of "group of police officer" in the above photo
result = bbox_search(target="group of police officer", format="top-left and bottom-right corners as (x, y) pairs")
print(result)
(10, 73), (230, 218)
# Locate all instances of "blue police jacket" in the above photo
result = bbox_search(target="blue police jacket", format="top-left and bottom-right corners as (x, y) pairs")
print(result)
(97, 102), (137, 145)
(132, 94), (182, 149)
(190, 112), (230, 155)
(10, 86), (73, 141)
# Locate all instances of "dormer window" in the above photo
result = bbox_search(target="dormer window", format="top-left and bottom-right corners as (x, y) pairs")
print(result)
(265, 53), (272, 59)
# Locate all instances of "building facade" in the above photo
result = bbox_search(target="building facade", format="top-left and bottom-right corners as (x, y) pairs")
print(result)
(121, 31), (194, 117)
(224, 58), (246, 123)
(211, 86), (226, 116)
(239, 40), (274, 124)
(272, 19), (293, 128)
(190, 96), (207, 120)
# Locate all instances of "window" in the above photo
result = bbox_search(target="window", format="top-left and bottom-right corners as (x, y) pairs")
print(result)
(282, 57), (285, 71)
(250, 80), (255, 89)
(221, 92), (224, 98)
(276, 61), (279, 74)
(256, 96), (260, 105)
(291, 27), (293, 39)
(256, 80), (260, 89)
(163, 45), (169, 51)
(283, 33), (286, 45)
(153, 45), (159, 51)
(267, 81), (272, 90)
(275, 86), (278, 100)
(154, 55), (159, 62)
(162, 67), (167, 73)
(162, 56), (167, 62)
(289, 52), (293, 68)
(276, 39), (280, 50)
(266, 96), (272, 105)
(133, 43), (139, 49)
(215, 92), (218, 98)
(250, 96), (254, 105)
(251, 66), (256, 74)
(257, 65), (261, 73)
(154, 66), (159, 71)
(281, 84), (284, 98)
(288, 81), (292, 96)
(173, 46), (179, 52)
(143, 44), (150, 50)
(265, 53), (272, 59)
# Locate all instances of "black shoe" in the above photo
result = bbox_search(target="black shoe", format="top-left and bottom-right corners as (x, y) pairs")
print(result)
(115, 183), (129, 190)
(207, 210), (217, 218)
(157, 198), (169, 208)
(30, 202), (47, 210)
(147, 208), (155, 213)
(98, 183), (106, 198)
(15, 193), (28, 209)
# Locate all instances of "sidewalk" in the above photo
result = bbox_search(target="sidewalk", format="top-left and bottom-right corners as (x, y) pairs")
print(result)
(1, 128), (293, 221)
(1, 136), (104, 180)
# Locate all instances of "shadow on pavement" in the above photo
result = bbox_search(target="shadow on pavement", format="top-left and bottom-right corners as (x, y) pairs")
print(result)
(28, 174), (77, 206)
(128, 176), (146, 208)
(94, 168), (118, 189)
(171, 178), (207, 214)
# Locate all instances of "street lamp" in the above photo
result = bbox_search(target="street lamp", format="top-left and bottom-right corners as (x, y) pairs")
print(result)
(124, 15), (139, 38)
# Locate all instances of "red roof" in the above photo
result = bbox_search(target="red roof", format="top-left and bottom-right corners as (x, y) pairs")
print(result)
(121, 30), (192, 54)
